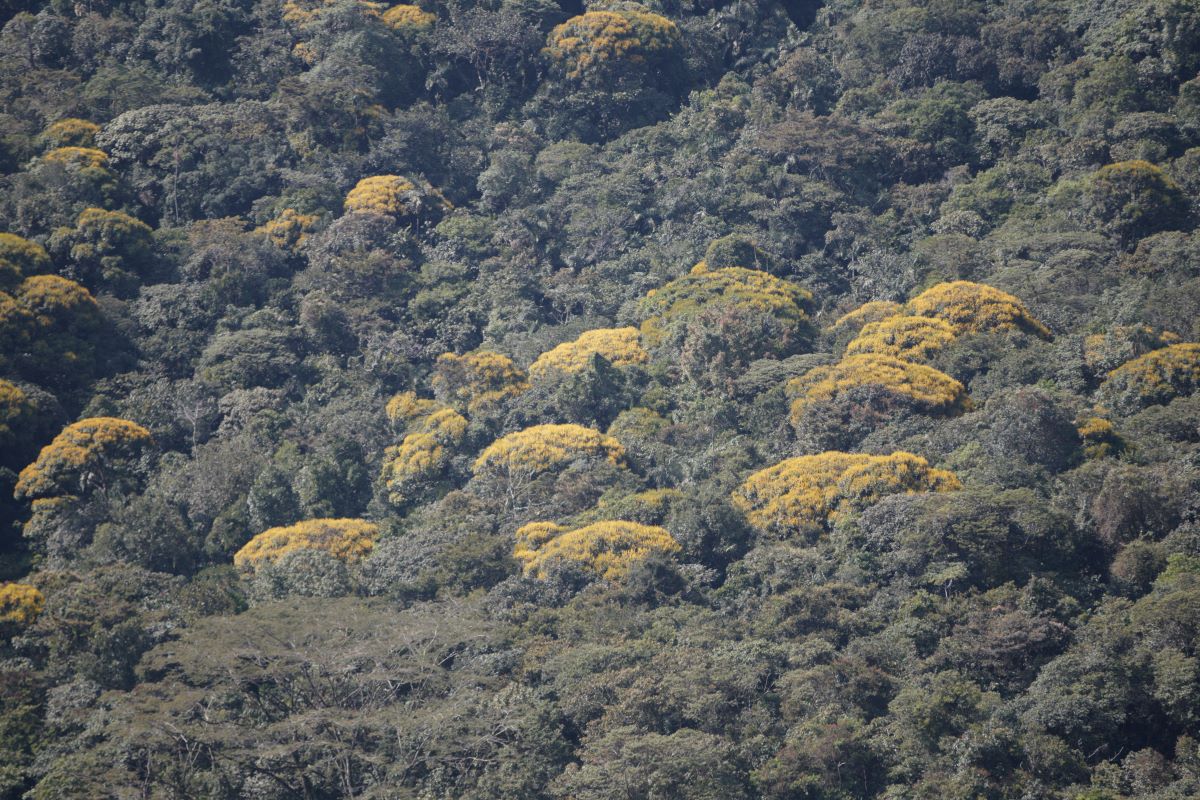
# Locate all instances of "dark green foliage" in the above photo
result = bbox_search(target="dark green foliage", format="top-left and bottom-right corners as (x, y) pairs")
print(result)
(0, 0), (1198, 797)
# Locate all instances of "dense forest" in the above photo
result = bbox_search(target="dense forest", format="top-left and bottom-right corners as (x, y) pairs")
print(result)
(1, 0), (1199, 796)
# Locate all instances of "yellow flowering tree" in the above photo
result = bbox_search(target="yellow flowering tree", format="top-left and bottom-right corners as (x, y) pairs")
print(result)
(529, 327), (648, 380)
(513, 520), (680, 581)
(907, 281), (1051, 339)
(788, 353), (969, 423)
(381, 405), (469, 507)
(381, 3), (435, 32)
(1101, 343), (1200, 413)
(473, 423), (625, 479)
(545, 8), (681, 84)
(732, 451), (961, 542)
(50, 207), (155, 292)
(39, 118), (101, 149)
(830, 300), (904, 337)
(432, 350), (529, 411)
(257, 208), (320, 251)
(41, 147), (109, 171)
(638, 265), (815, 371)
(344, 175), (451, 224)
(15, 417), (154, 501)
(0, 582), (44, 628)
(234, 518), (379, 569)
(845, 315), (957, 362)
(1, 275), (106, 387)
(0, 233), (51, 289)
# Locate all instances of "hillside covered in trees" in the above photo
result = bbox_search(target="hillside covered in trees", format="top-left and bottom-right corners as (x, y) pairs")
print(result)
(1, 0), (1200, 796)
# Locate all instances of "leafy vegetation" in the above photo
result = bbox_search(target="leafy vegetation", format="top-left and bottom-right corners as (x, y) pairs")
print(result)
(0, 0), (1199, 795)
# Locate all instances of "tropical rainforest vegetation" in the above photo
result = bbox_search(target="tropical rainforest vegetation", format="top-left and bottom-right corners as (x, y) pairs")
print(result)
(1, 0), (1200, 796)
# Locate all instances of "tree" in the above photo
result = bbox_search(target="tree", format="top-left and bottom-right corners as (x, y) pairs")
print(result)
(432, 350), (528, 411)
(0, 232), (50, 289)
(529, 327), (647, 381)
(1101, 343), (1200, 413)
(513, 520), (681, 581)
(732, 451), (961, 543)
(0, 583), (43, 628)
(234, 518), (379, 570)
(907, 281), (1052, 338)
(48, 207), (155, 295)
(15, 417), (154, 502)
(343, 174), (451, 227)
(381, 404), (468, 507)
(473, 423), (625, 479)
(845, 314), (957, 362)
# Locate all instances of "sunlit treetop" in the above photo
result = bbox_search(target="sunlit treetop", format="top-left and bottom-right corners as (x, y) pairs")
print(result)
(831, 300), (904, 336)
(529, 327), (648, 380)
(639, 265), (814, 347)
(845, 314), (957, 362)
(787, 353), (969, 422)
(0, 583), (44, 627)
(1077, 416), (1125, 460)
(41, 147), (110, 171)
(257, 208), (320, 251)
(472, 423), (626, 477)
(282, 0), (386, 26)
(907, 281), (1051, 339)
(1083, 325), (1180, 377)
(344, 175), (452, 221)
(15, 417), (154, 501)
(0, 233), (51, 288)
(732, 451), (962, 541)
(546, 8), (682, 82)
(513, 519), (681, 581)
(234, 518), (379, 568)
(381, 3), (435, 31)
(385, 390), (442, 428)
(0, 379), (34, 448)
(15, 274), (99, 321)
(40, 118), (101, 149)
(1101, 343), (1200, 413)
(381, 411), (468, 506)
(432, 350), (529, 411)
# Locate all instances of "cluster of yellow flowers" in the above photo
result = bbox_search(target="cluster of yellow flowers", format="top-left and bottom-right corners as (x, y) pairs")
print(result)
(0, 582), (44, 627)
(15, 417), (153, 500)
(432, 350), (529, 411)
(1101, 343), (1200, 412)
(344, 175), (451, 220)
(732, 451), (961, 541)
(381, 3), (435, 31)
(845, 315), (958, 362)
(514, 519), (680, 580)
(639, 265), (813, 348)
(39, 118), (101, 149)
(234, 518), (379, 568)
(529, 327), (648, 380)
(41, 147), (110, 172)
(545, 9), (681, 81)
(906, 281), (1051, 339)
(0, 232), (51, 288)
(473, 423), (625, 478)
(381, 400), (469, 506)
(787, 353), (968, 423)
(257, 208), (320, 251)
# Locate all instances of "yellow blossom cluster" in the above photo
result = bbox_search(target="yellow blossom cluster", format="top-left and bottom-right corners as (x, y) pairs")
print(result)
(906, 281), (1051, 339)
(732, 451), (962, 540)
(234, 518), (379, 568)
(845, 315), (958, 362)
(40, 118), (101, 149)
(15, 417), (154, 500)
(381, 3), (435, 31)
(529, 327), (648, 380)
(830, 300), (904, 336)
(545, 8), (681, 82)
(0, 379), (33, 447)
(385, 390), (442, 428)
(1083, 325), (1179, 378)
(344, 175), (451, 220)
(432, 350), (529, 411)
(472, 423), (625, 478)
(0, 582), (44, 626)
(0, 233), (51, 287)
(257, 208), (319, 250)
(1077, 416), (1125, 459)
(639, 265), (813, 348)
(513, 519), (681, 580)
(787, 353), (968, 423)
(1101, 343), (1200, 412)
(41, 147), (110, 171)
(381, 402), (469, 506)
